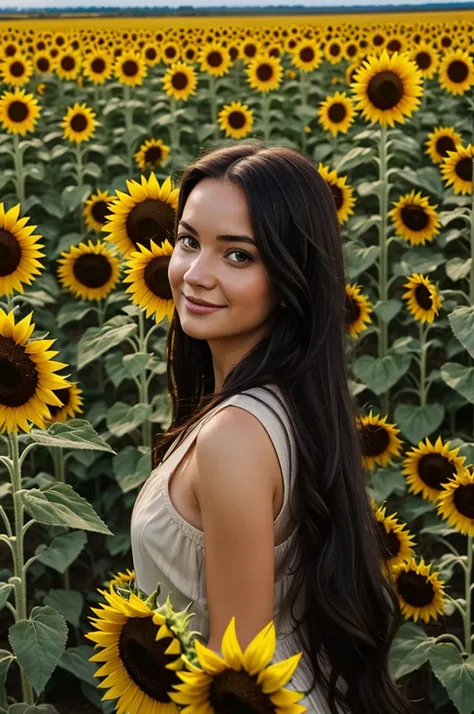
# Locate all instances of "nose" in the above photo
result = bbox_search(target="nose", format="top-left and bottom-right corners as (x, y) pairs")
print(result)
(182, 251), (217, 289)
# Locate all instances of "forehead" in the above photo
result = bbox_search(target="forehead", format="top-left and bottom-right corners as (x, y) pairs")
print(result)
(181, 178), (252, 233)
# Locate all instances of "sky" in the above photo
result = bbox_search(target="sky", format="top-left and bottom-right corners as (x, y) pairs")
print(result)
(2, 0), (473, 7)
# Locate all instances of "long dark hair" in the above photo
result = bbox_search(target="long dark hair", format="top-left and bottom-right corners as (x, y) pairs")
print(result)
(153, 142), (414, 714)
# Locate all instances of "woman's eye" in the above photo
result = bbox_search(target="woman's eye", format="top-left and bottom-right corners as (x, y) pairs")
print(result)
(176, 235), (253, 264)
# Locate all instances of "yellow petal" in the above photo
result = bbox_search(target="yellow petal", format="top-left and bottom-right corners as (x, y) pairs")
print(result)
(242, 621), (276, 676)
(221, 617), (243, 671)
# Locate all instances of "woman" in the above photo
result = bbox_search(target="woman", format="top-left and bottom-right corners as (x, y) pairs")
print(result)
(131, 143), (414, 714)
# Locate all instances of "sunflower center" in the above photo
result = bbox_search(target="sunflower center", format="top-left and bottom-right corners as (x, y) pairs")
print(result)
(119, 617), (181, 702)
(455, 157), (472, 182)
(144, 146), (164, 165)
(0, 337), (38, 407)
(377, 521), (401, 559)
(0, 229), (21, 276)
(91, 200), (111, 225)
(61, 56), (75, 71)
(171, 71), (188, 90)
(126, 198), (175, 251)
(144, 255), (173, 300)
(345, 293), (361, 326)
(210, 669), (274, 714)
(447, 60), (468, 84)
(415, 52), (431, 70)
(207, 50), (224, 67)
(48, 387), (70, 417)
(361, 423), (390, 457)
(10, 61), (25, 78)
(256, 63), (273, 82)
(70, 113), (88, 133)
(367, 70), (403, 110)
(300, 46), (315, 63)
(436, 135), (456, 158)
(328, 102), (346, 123)
(73, 254), (112, 288)
(244, 44), (257, 58)
(387, 39), (401, 53)
(5, 44), (16, 57)
(229, 47), (238, 61)
(414, 284), (433, 310)
(228, 110), (246, 129)
(165, 46), (177, 59)
(7, 101), (28, 123)
(329, 43), (340, 57)
(373, 34), (384, 46)
(396, 570), (435, 607)
(347, 44), (357, 57)
(122, 59), (139, 77)
(418, 453), (456, 490)
(91, 57), (106, 73)
(328, 182), (343, 210)
(453, 483), (474, 519)
(400, 205), (429, 232)
(145, 48), (157, 61)
(37, 57), (50, 72)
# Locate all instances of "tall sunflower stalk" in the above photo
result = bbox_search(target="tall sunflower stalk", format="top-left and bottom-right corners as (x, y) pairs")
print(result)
(377, 126), (390, 415)
(260, 92), (271, 141)
(123, 85), (135, 173)
(209, 74), (219, 142)
(300, 72), (310, 153)
(12, 134), (26, 204)
(169, 96), (180, 149)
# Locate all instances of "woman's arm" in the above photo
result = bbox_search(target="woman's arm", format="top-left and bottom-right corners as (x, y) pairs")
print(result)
(195, 405), (280, 653)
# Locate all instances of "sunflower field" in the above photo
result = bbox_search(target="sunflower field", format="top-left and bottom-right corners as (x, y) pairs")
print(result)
(0, 10), (474, 714)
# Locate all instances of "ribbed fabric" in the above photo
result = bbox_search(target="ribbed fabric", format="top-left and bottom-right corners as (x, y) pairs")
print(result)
(131, 384), (344, 713)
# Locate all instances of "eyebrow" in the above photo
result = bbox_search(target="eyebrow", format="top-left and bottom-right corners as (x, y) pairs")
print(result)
(178, 220), (257, 247)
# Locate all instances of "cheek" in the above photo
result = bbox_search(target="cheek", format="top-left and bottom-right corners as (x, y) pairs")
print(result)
(233, 269), (277, 311)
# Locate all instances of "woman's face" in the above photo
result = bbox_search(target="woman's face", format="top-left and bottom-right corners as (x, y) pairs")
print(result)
(168, 177), (280, 344)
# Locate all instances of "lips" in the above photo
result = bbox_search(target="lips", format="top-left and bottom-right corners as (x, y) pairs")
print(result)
(183, 294), (224, 308)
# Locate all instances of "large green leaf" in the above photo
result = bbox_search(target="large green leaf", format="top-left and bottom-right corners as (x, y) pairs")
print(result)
(104, 351), (129, 388)
(61, 184), (91, 213)
(36, 530), (87, 573)
(334, 146), (374, 172)
(370, 468), (406, 503)
(43, 589), (83, 627)
(352, 354), (411, 395)
(449, 306), (474, 360)
(394, 403), (444, 445)
(123, 352), (152, 378)
(113, 446), (151, 493)
(373, 299), (402, 323)
(57, 302), (95, 328)
(29, 419), (114, 453)
(21, 483), (112, 535)
(57, 646), (97, 687)
(343, 243), (379, 280)
(0, 584), (13, 611)
(77, 316), (137, 370)
(441, 362), (474, 404)
(8, 606), (68, 696)
(393, 245), (446, 276)
(0, 650), (14, 709)
(389, 623), (436, 680)
(106, 402), (152, 438)
(8, 706), (59, 714)
(429, 645), (474, 714)
(446, 257), (472, 282)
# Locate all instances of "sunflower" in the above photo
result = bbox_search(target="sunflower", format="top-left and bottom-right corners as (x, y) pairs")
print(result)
(437, 467), (474, 536)
(162, 62), (197, 102)
(425, 126), (463, 165)
(33, 51), (54, 75)
(134, 139), (170, 172)
(392, 558), (445, 624)
(161, 40), (181, 65)
(103, 174), (179, 257)
(343, 40), (359, 61)
(438, 48), (474, 95)
(402, 273), (442, 324)
(385, 35), (405, 55)
(61, 102), (96, 143)
(109, 569), (136, 588)
(0, 53), (33, 87)
(318, 91), (356, 137)
(372, 502), (416, 569)
(57, 240), (121, 302)
(345, 283), (373, 338)
(199, 43), (232, 77)
(142, 42), (161, 67)
(114, 51), (147, 87)
(218, 101), (254, 139)
(46, 382), (84, 423)
(357, 411), (404, 472)
(83, 189), (115, 233)
(123, 239), (174, 325)
(86, 588), (192, 714)
(239, 38), (261, 62)
(368, 29), (386, 51)
(317, 163), (356, 225)
(324, 39), (344, 64)
(246, 55), (283, 93)
(0, 310), (70, 433)
(0, 203), (45, 298)
(55, 48), (81, 80)
(441, 144), (473, 195)
(0, 87), (41, 136)
(291, 39), (322, 72)
(351, 50), (423, 127)
(410, 42), (439, 79)
(402, 435), (467, 503)
(182, 44), (198, 63)
(389, 190), (440, 246)
(82, 50), (113, 84)
(169, 616), (307, 714)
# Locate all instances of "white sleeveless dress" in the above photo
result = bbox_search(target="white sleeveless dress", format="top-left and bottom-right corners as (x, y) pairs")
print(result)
(131, 384), (340, 713)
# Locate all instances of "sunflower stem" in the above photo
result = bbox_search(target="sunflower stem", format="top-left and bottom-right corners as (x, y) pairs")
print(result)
(123, 85), (135, 173)
(12, 134), (25, 205)
(419, 322), (427, 407)
(169, 97), (180, 149)
(138, 310), (152, 451)
(299, 73), (309, 154)
(469, 139), (474, 305)
(8, 432), (34, 704)
(209, 74), (218, 142)
(378, 125), (390, 416)
(464, 534), (473, 655)
(260, 92), (271, 142)
(434, 633), (466, 653)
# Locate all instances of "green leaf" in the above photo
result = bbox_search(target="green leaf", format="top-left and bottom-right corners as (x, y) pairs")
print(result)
(373, 299), (402, 323)
(429, 645), (474, 714)
(57, 301), (95, 328)
(43, 589), (83, 627)
(400, 496), (436, 522)
(389, 623), (435, 680)
(21, 483), (112, 535)
(57, 646), (97, 687)
(343, 243), (380, 280)
(36, 531), (87, 573)
(393, 245), (446, 276)
(113, 446), (151, 493)
(449, 306), (474, 360)
(53, 232), (83, 258)
(0, 650), (14, 709)
(346, 215), (381, 239)
(394, 403), (445, 445)
(446, 257), (472, 282)
(356, 179), (383, 199)
(0, 584), (13, 611)
(61, 185), (91, 213)
(29, 419), (114, 453)
(370, 468), (406, 503)
(352, 354), (411, 395)
(104, 351), (129, 388)
(106, 402), (152, 438)
(123, 352), (152, 378)
(334, 146), (374, 172)
(77, 316), (137, 370)
(8, 706), (59, 714)
(8, 606), (68, 696)
(441, 362), (474, 404)
(400, 166), (444, 198)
